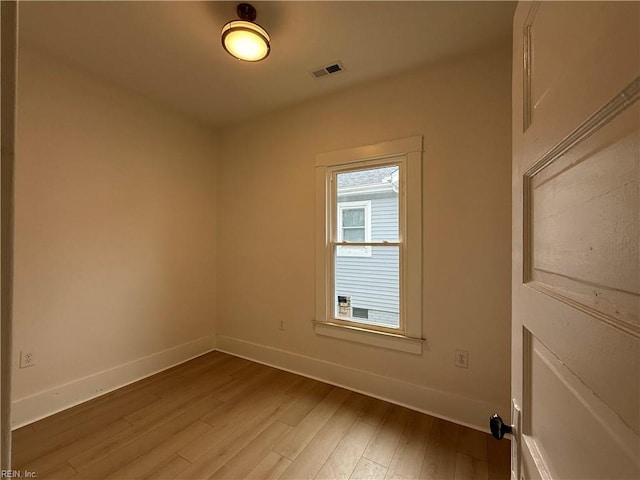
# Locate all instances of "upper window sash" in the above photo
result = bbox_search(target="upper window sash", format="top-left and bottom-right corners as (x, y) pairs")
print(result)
(328, 158), (404, 244)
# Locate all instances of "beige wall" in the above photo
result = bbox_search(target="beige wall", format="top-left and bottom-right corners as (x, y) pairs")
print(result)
(12, 43), (511, 431)
(12, 48), (218, 424)
(216, 46), (512, 429)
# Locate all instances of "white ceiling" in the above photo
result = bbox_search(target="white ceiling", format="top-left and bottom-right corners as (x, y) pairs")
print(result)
(19, 1), (515, 129)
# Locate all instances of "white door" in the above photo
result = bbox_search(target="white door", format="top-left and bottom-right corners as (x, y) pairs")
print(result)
(511, 2), (639, 479)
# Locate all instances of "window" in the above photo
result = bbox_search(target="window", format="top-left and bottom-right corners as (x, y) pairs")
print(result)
(334, 165), (399, 328)
(337, 200), (371, 257)
(352, 307), (369, 319)
(314, 136), (423, 354)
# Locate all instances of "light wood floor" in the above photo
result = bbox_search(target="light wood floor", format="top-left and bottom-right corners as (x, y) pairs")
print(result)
(12, 352), (510, 479)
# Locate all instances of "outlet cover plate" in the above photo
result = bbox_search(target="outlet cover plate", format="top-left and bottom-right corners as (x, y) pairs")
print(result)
(455, 349), (469, 368)
(20, 351), (36, 368)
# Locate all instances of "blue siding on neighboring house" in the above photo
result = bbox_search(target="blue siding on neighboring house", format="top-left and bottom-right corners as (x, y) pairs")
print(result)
(335, 194), (399, 326)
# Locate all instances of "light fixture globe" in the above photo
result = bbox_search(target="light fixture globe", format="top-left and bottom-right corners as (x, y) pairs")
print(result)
(222, 3), (270, 62)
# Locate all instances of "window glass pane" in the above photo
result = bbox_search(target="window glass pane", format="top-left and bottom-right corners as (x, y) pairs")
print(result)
(336, 165), (399, 242)
(343, 227), (365, 242)
(334, 245), (400, 329)
(342, 208), (365, 227)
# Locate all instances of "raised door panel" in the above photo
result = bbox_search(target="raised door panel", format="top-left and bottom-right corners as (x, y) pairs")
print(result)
(527, 101), (639, 334)
(523, 331), (638, 479)
(523, 2), (639, 158)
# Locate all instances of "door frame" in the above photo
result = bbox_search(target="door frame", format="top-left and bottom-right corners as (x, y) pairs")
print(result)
(1, 0), (18, 469)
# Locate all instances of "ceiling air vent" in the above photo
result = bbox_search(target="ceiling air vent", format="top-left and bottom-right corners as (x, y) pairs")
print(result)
(311, 61), (345, 79)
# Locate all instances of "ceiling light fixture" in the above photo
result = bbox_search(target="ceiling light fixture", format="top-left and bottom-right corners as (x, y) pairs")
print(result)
(221, 3), (270, 62)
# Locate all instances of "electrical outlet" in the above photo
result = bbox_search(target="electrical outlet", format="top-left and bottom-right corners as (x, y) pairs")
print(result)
(278, 319), (285, 330)
(20, 351), (36, 368)
(455, 349), (468, 369)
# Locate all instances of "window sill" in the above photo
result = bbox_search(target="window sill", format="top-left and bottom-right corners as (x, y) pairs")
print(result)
(313, 321), (423, 354)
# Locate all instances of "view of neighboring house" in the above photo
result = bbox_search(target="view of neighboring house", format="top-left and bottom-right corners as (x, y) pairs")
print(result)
(335, 165), (400, 328)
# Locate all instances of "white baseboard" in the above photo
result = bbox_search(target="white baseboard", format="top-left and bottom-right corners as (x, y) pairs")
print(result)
(11, 335), (215, 429)
(216, 335), (498, 433)
(12, 334), (500, 433)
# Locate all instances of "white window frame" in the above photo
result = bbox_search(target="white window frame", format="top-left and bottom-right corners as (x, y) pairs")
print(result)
(314, 136), (424, 354)
(336, 200), (372, 257)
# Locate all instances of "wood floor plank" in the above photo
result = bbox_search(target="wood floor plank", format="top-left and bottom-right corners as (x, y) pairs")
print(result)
(13, 391), (158, 467)
(273, 387), (350, 461)
(170, 394), (262, 464)
(314, 420), (376, 479)
(349, 458), (388, 480)
(265, 369), (309, 396)
(278, 380), (334, 427)
(385, 411), (433, 479)
(180, 355), (255, 385)
(213, 363), (275, 403)
(140, 371), (198, 399)
(11, 424), (35, 445)
(123, 373), (228, 428)
(209, 421), (292, 479)
(180, 380), (293, 462)
(279, 393), (371, 480)
(111, 360), (198, 397)
(419, 417), (460, 480)
(285, 376), (319, 397)
(457, 426), (488, 461)
(454, 452), (489, 480)
(66, 423), (138, 470)
(104, 420), (211, 479)
(487, 437), (511, 480)
(24, 388), (144, 434)
(198, 391), (256, 427)
(362, 404), (411, 467)
(360, 398), (391, 428)
(26, 356), (196, 434)
(37, 462), (78, 480)
(35, 388), (155, 435)
(222, 357), (257, 378)
(140, 356), (242, 398)
(243, 452), (292, 480)
(70, 394), (221, 477)
(141, 456), (191, 480)
(14, 419), (131, 476)
(176, 394), (293, 478)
